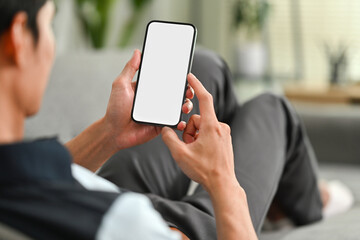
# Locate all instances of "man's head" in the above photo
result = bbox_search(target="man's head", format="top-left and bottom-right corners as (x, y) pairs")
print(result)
(0, 0), (55, 116)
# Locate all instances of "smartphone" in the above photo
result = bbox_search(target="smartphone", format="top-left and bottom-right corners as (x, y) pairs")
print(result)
(131, 20), (197, 127)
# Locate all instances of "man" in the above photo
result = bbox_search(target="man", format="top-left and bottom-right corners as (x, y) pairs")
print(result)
(0, 0), (329, 239)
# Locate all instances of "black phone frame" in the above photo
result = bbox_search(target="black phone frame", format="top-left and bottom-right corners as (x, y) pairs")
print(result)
(131, 20), (197, 128)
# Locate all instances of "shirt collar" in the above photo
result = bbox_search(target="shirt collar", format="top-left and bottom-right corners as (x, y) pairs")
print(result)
(0, 138), (74, 185)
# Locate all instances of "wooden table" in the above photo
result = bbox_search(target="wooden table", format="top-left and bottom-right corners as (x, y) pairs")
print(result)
(285, 85), (360, 104)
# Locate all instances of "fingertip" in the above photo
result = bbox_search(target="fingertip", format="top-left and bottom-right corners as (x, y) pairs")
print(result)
(189, 73), (197, 79)
(134, 49), (141, 56)
(162, 126), (176, 138)
(161, 126), (171, 134)
(177, 121), (187, 131)
(187, 100), (193, 113)
(187, 73), (195, 85)
(186, 86), (195, 99)
(187, 73), (202, 91)
(132, 49), (141, 65)
(183, 99), (193, 114)
(161, 127), (182, 149)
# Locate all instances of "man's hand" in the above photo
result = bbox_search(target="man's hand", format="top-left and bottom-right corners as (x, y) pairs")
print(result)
(162, 74), (258, 240)
(66, 50), (194, 172)
(104, 50), (194, 150)
(161, 73), (236, 191)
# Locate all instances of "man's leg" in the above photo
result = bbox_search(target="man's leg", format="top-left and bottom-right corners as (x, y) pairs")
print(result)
(179, 93), (323, 235)
(229, 93), (322, 231)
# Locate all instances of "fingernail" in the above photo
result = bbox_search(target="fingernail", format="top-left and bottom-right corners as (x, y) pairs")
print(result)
(187, 101), (192, 110)
(190, 86), (194, 95)
(187, 108), (191, 114)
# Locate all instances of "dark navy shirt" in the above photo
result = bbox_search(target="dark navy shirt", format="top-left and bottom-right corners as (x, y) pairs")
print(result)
(0, 139), (119, 240)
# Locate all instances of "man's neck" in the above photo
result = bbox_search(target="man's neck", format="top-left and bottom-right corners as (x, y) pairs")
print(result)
(0, 70), (25, 144)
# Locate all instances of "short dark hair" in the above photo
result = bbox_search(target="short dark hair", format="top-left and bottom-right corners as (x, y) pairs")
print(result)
(0, 0), (48, 43)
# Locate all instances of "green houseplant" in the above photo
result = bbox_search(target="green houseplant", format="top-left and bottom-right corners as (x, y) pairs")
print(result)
(76, 0), (152, 49)
(324, 43), (348, 85)
(76, 0), (116, 49)
(118, 0), (152, 48)
(233, 0), (270, 40)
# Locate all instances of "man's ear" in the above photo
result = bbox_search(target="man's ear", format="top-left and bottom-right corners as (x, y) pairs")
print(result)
(3, 12), (31, 67)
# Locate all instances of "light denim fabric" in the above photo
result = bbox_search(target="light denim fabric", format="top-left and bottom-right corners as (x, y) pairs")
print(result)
(96, 193), (181, 240)
(71, 164), (120, 193)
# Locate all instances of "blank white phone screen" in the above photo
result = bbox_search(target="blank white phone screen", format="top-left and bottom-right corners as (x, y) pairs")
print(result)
(132, 21), (196, 126)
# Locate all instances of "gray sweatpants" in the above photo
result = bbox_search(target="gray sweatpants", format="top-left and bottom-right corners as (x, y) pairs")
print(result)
(98, 49), (323, 240)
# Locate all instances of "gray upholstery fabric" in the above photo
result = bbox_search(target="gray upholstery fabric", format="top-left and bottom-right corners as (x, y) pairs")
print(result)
(294, 103), (360, 165)
(261, 164), (360, 240)
(25, 50), (134, 143)
(260, 102), (360, 239)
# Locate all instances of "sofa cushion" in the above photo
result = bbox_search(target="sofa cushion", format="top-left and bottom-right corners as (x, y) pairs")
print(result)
(294, 103), (360, 165)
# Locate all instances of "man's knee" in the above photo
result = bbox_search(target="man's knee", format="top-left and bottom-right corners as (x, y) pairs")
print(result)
(259, 93), (300, 127)
(252, 93), (297, 118)
(251, 93), (304, 150)
(233, 92), (298, 134)
(255, 92), (284, 105)
(247, 92), (286, 114)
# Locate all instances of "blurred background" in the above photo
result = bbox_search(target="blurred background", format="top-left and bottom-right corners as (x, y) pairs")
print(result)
(50, 0), (360, 165)
(54, 0), (360, 88)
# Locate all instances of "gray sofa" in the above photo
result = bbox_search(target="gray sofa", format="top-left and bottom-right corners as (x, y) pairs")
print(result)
(25, 50), (360, 239)
(260, 104), (360, 240)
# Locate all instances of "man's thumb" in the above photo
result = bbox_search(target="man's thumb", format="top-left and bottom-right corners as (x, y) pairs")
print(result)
(119, 49), (141, 82)
(161, 127), (184, 156)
